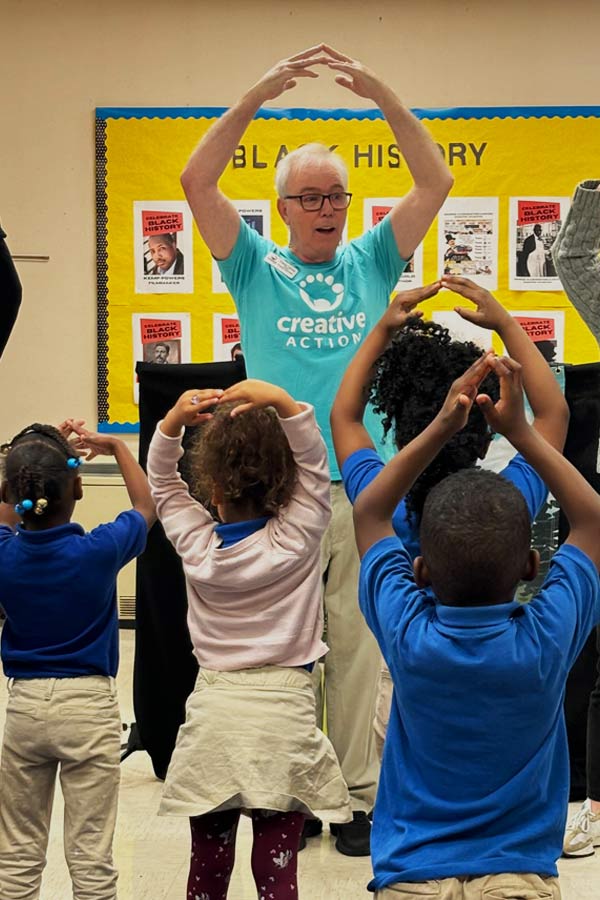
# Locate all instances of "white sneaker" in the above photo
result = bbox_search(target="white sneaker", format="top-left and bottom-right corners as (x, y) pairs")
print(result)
(563, 800), (600, 858)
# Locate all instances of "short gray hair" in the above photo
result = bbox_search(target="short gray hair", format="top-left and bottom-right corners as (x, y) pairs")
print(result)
(275, 143), (348, 197)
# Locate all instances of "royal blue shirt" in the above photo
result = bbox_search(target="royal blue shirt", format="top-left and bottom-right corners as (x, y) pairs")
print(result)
(0, 510), (147, 678)
(342, 447), (548, 563)
(360, 533), (600, 887)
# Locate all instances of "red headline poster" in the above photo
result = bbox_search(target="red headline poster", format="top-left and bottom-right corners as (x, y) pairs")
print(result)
(221, 317), (241, 344)
(516, 201), (561, 226)
(141, 210), (184, 236)
(514, 316), (555, 342)
(140, 318), (183, 343)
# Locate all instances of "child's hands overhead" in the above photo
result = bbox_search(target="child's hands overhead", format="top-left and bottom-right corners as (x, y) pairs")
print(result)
(68, 423), (123, 461)
(476, 355), (529, 442)
(57, 418), (88, 457)
(162, 389), (224, 436)
(220, 379), (302, 419)
(380, 282), (440, 335)
(436, 350), (495, 434)
(441, 275), (511, 332)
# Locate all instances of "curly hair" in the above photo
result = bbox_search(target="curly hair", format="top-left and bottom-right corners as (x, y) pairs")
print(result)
(1, 423), (78, 519)
(186, 403), (297, 517)
(370, 316), (500, 521)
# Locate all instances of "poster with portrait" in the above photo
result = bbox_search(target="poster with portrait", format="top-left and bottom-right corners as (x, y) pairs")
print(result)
(211, 201), (272, 293)
(212, 313), (242, 361)
(438, 197), (499, 290)
(131, 312), (191, 402)
(133, 201), (194, 294)
(509, 197), (570, 291)
(363, 197), (424, 287)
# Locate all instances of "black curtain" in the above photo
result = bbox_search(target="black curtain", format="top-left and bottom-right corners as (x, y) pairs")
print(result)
(134, 359), (245, 779)
(562, 363), (600, 800)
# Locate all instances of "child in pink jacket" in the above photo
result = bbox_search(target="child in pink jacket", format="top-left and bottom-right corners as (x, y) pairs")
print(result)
(147, 378), (351, 900)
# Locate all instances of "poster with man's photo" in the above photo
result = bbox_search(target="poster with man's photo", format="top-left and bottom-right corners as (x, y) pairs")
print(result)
(212, 313), (242, 362)
(132, 313), (191, 402)
(363, 198), (423, 287)
(509, 197), (570, 291)
(438, 197), (499, 290)
(133, 201), (193, 294)
(212, 201), (272, 294)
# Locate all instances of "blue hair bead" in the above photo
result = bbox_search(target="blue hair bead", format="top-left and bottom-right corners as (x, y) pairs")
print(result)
(22, 499), (34, 511)
(67, 456), (82, 469)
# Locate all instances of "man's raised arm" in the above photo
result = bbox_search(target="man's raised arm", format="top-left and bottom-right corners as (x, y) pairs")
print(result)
(324, 45), (453, 261)
(181, 46), (332, 261)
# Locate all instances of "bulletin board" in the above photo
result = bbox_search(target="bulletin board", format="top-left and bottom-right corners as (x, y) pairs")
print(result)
(96, 105), (600, 431)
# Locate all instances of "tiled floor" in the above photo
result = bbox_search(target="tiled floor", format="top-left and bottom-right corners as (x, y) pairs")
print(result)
(0, 630), (599, 899)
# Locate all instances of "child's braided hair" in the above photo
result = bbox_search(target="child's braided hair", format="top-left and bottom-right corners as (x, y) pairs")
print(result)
(1, 423), (78, 518)
(369, 316), (500, 521)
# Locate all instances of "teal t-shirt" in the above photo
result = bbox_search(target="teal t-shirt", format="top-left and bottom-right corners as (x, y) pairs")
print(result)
(217, 216), (407, 479)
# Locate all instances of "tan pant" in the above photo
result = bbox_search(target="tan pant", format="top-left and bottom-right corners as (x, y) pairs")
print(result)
(376, 872), (561, 899)
(0, 676), (121, 900)
(374, 661), (393, 761)
(314, 482), (381, 811)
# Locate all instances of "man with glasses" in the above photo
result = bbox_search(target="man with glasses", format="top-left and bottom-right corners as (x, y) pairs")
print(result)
(181, 43), (452, 856)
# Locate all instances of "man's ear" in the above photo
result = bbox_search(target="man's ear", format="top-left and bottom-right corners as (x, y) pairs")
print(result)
(277, 197), (289, 226)
(73, 475), (84, 502)
(522, 548), (540, 583)
(413, 555), (431, 589)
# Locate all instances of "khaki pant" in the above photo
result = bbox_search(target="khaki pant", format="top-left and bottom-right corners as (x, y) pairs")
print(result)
(314, 482), (381, 811)
(0, 676), (121, 900)
(376, 872), (561, 899)
(374, 661), (393, 761)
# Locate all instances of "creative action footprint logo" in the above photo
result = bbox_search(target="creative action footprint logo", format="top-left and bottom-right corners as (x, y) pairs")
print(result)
(298, 273), (344, 312)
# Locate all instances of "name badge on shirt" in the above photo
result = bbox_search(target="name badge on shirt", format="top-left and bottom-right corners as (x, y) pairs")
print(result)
(264, 251), (298, 279)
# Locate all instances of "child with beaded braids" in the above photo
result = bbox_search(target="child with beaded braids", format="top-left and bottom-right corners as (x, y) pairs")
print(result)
(331, 275), (570, 759)
(146, 378), (351, 900)
(0, 421), (155, 900)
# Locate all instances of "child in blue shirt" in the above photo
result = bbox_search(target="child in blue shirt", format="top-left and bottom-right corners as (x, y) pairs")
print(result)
(331, 275), (569, 760)
(343, 349), (600, 895)
(0, 421), (155, 900)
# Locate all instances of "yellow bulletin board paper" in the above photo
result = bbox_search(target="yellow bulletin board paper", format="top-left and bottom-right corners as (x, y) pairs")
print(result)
(96, 105), (600, 432)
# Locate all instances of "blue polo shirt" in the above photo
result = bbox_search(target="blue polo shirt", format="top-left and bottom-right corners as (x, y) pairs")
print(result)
(342, 447), (548, 562)
(217, 216), (407, 479)
(360, 536), (600, 888)
(0, 510), (147, 678)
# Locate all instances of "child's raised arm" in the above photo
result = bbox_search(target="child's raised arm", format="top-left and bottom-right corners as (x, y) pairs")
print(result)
(478, 357), (600, 571)
(71, 424), (156, 529)
(330, 283), (440, 469)
(442, 275), (569, 450)
(352, 352), (494, 558)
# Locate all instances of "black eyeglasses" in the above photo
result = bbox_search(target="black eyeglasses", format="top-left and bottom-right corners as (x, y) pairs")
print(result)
(284, 192), (352, 211)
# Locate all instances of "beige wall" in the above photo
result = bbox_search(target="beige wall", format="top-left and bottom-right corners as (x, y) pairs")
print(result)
(2, 0), (599, 441)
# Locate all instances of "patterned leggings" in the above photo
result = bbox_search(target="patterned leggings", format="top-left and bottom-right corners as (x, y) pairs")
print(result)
(188, 808), (305, 900)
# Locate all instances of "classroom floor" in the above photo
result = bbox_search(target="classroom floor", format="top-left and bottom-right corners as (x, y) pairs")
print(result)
(0, 629), (598, 899)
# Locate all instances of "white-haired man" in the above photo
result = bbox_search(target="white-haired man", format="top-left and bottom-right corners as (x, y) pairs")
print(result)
(181, 44), (452, 856)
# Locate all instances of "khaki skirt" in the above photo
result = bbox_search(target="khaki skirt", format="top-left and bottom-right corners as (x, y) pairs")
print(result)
(159, 665), (352, 823)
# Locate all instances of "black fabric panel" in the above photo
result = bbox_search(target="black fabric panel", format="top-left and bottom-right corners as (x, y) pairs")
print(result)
(134, 359), (245, 779)
(562, 363), (600, 800)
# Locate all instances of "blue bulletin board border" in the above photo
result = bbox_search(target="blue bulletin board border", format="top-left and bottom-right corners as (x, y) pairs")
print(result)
(97, 105), (600, 121)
